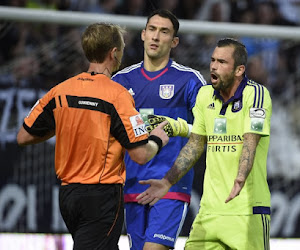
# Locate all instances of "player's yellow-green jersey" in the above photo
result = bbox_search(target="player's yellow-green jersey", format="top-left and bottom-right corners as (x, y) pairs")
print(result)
(192, 77), (272, 215)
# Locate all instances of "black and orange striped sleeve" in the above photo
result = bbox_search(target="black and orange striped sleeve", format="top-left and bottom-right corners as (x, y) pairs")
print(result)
(111, 89), (148, 149)
(23, 90), (56, 137)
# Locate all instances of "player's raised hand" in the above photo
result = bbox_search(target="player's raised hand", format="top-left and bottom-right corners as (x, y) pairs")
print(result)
(136, 178), (172, 206)
(146, 115), (190, 137)
(225, 177), (245, 203)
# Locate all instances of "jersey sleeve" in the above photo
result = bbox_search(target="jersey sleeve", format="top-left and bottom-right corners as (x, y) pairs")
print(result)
(191, 87), (207, 135)
(23, 89), (56, 137)
(184, 75), (207, 112)
(243, 85), (272, 136)
(110, 89), (148, 149)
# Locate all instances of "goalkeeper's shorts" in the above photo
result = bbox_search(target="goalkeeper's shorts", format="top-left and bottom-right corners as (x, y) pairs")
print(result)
(185, 213), (270, 250)
(125, 199), (189, 250)
(59, 183), (124, 250)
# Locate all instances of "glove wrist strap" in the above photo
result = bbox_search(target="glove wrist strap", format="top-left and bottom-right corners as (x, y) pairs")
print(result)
(148, 135), (163, 154)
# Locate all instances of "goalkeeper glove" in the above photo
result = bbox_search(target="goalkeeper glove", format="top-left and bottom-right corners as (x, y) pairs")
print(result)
(147, 115), (190, 137)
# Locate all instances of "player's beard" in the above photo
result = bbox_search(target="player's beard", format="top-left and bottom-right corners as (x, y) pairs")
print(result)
(213, 70), (235, 92)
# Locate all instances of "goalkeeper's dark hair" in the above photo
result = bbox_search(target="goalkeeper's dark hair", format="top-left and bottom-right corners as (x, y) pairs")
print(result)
(81, 23), (126, 63)
(146, 9), (179, 37)
(217, 38), (248, 70)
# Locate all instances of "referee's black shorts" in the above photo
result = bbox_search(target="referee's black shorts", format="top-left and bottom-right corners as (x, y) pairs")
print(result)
(59, 183), (124, 250)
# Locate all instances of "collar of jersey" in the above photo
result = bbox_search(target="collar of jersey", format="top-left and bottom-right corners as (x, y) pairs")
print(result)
(140, 59), (172, 81)
(213, 76), (248, 104)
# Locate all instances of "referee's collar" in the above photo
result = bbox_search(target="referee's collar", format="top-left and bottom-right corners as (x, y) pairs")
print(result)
(213, 76), (248, 104)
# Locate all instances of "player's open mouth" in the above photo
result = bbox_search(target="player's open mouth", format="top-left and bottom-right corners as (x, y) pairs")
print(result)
(211, 73), (218, 82)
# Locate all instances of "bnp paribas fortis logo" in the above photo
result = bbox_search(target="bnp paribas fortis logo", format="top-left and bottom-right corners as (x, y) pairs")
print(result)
(250, 108), (265, 132)
(139, 108), (154, 126)
(251, 119), (264, 131)
(214, 118), (227, 134)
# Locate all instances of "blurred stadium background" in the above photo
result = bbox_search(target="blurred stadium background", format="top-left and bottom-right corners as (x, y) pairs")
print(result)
(0, 0), (300, 249)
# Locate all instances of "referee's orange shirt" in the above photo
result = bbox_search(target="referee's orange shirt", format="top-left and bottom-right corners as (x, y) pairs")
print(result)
(23, 73), (149, 185)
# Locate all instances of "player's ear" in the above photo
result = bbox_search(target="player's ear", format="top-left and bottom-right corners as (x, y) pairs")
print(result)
(110, 47), (117, 60)
(171, 36), (179, 49)
(141, 29), (146, 42)
(235, 65), (245, 77)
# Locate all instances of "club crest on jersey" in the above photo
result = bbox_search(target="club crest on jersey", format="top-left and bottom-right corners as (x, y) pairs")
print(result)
(159, 85), (174, 99)
(232, 99), (242, 112)
(130, 114), (147, 137)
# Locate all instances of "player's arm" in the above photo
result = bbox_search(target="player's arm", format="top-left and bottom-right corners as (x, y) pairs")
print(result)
(147, 115), (192, 137)
(137, 133), (206, 205)
(127, 121), (169, 165)
(17, 126), (55, 146)
(225, 132), (261, 203)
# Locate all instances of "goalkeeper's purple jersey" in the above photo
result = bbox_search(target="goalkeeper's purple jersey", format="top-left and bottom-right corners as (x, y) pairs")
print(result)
(112, 59), (206, 203)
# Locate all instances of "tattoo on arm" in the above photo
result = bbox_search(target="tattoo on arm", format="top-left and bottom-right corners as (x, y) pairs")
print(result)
(237, 133), (261, 180)
(165, 133), (206, 185)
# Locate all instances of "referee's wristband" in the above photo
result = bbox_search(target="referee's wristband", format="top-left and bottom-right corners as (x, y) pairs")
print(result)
(148, 135), (163, 154)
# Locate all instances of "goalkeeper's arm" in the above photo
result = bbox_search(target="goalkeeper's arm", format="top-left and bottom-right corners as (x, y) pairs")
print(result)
(147, 115), (192, 138)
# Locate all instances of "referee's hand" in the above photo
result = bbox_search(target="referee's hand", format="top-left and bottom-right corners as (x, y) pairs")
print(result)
(149, 121), (169, 147)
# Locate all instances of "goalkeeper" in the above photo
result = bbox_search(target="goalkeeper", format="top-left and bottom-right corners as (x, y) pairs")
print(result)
(112, 9), (206, 250)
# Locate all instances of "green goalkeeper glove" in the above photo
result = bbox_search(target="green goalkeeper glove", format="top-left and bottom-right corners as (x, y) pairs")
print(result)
(147, 115), (190, 137)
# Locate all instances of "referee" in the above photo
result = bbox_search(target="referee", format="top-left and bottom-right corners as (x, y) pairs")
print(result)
(17, 23), (169, 250)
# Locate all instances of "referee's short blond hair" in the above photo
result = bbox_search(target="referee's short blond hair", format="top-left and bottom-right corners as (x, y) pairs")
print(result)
(82, 23), (126, 63)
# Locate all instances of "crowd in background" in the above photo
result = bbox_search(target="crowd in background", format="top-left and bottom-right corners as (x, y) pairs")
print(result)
(1, 0), (300, 106)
